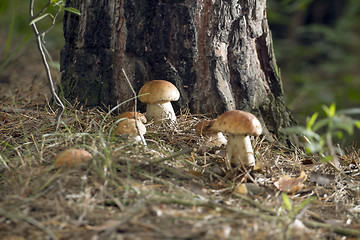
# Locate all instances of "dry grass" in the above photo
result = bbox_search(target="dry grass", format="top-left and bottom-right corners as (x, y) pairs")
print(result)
(0, 99), (359, 240)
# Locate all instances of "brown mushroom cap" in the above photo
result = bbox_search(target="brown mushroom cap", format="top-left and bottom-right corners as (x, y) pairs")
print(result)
(54, 148), (92, 167)
(117, 111), (147, 123)
(195, 119), (217, 136)
(212, 110), (262, 136)
(116, 118), (146, 136)
(138, 80), (180, 104)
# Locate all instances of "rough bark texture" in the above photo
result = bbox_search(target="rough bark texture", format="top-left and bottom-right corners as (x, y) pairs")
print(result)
(61, 0), (294, 140)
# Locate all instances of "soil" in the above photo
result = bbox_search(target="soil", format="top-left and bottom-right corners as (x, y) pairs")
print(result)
(0, 36), (359, 240)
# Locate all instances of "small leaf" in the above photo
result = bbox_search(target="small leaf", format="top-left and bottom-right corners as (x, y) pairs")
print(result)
(281, 193), (292, 212)
(329, 103), (336, 117)
(321, 155), (333, 163)
(292, 196), (316, 217)
(322, 103), (336, 117)
(355, 121), (360, 129)
(30, 13), (53, 25)
(322, 105), (330, 117)
(65, 7), (81, 16)
(306, 112), (318, 130)
(335, 131), (343, 139)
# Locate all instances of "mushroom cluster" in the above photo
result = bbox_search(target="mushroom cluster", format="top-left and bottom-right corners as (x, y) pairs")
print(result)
(110, 80), (180, 147)
(114, 81), (263, 172)
(54, 79), (263, 174)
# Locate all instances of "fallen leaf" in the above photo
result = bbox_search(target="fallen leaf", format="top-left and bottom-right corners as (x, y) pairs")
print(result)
(274, 171), (307, 193)
(234, 184), (248, 195)
(253, 161), (265, 172)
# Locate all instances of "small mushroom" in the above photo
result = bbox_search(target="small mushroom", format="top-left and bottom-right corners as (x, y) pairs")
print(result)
(116, 118), (147, 144)
(195, 119), (227, 147)
(138, 80), (180, 123)
(212, 110), (262, 169)
(54, 148), (92, 167)
(117, 111), (147, 123)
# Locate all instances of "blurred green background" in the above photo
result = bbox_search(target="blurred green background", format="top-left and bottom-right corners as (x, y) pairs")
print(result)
(268, 0), (360, 121)
(1, 0), (359, 143)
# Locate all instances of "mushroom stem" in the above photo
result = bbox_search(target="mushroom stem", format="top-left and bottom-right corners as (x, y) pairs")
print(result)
(209, 132), (228, 146)
(146, 102), (176, 123)
(133, 135), (147, 145)
(226, 134), (255, 169)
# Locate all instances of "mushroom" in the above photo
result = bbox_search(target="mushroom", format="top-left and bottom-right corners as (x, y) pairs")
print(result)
(116, 118), (147, 144)
(138, 80), (180, 123)
(54, 148), (92, 167)
(212, 110), (262, 169)
(195, 119), (227, 147)
(117, 111), (147, 123)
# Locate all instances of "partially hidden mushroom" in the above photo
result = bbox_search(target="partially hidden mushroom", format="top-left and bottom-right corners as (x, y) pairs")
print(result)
(116, 118), (147, 145)
(117, 111), (147, 124)
(195, 119), (227, 147)
(212, 110), (262, 169)
(138, 80), (180, 123)
(54, 148), (92, 167)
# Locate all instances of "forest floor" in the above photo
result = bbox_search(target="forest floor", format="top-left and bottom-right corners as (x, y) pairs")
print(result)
(0, 40), (360, 240)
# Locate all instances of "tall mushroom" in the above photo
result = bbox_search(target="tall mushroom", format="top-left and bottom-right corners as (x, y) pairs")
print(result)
(212, 110), (262, 169)
(138, 80), (180, 123)
(195, 119), (227, 147)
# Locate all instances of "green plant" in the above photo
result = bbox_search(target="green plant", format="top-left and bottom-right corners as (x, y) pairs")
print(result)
(268, 0), (360, 120)
(0, 0), (32, 73)
(29, 0), (80, 28)
(283, 103), (360, 164)
(29, 0), (80, 131)
(281, 193), (316, 219)
(280, 193), (316, 240)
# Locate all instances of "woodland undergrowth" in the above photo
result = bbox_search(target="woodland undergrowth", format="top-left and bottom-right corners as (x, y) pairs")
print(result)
(0, 101), (359, 240)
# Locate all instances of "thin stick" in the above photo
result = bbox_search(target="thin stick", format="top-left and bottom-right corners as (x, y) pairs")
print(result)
(122, 68), (146, 145)
(29, 0), (64, 132)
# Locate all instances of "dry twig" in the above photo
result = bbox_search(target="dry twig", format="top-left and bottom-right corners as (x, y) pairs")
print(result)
(29, 0), (64, 131)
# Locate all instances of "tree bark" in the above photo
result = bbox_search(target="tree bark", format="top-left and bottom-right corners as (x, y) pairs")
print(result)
(60, 0), (294, 140)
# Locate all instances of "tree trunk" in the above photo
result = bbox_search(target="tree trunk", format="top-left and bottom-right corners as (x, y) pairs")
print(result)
(60, 0), (294, 140)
